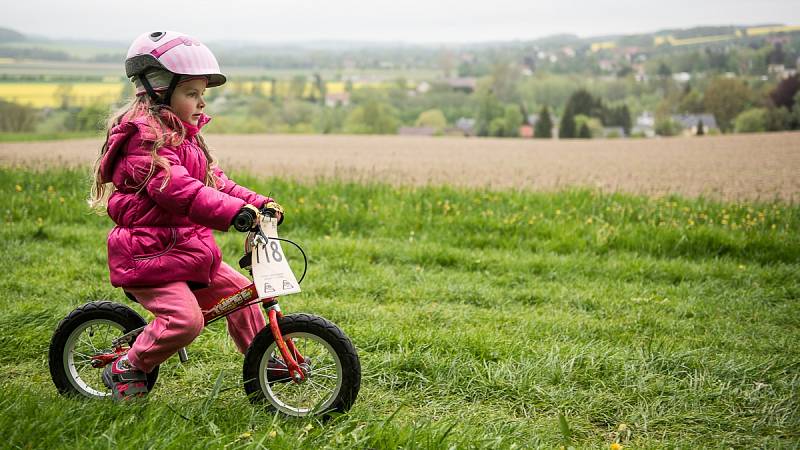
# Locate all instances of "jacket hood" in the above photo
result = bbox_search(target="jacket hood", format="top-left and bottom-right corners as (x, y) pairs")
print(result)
(98, 113), (211, 183)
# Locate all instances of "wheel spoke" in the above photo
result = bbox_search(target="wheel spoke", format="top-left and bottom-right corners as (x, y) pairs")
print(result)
(312, 363), (337, 373)
(72, 350), (93, 359)
(312, 373), (338, 380)
(255, 326), (350, 416)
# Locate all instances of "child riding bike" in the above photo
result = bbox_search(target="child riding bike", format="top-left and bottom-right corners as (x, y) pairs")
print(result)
(90, 30), (283, 400)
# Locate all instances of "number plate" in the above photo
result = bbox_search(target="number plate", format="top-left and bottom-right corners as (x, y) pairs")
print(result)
(252, 217), (301, 299)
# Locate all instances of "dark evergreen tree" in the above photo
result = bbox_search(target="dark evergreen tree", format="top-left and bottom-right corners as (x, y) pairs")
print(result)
(559, 109), (576, 138)
(657, 62), (672, 78)
(696, 119), (705, 136)
(534, 106), (553, 138)
(564, 89), (601, 117)
(578, 122), (592, 138)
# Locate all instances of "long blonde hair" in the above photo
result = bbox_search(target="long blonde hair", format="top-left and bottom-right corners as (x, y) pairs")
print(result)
(89, 95), (217, 210)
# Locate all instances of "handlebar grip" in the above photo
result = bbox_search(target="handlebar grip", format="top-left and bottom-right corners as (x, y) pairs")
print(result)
(233, 208), (257, 232)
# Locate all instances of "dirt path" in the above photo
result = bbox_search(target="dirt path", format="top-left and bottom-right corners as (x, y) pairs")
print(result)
(2, 132), (798, 201)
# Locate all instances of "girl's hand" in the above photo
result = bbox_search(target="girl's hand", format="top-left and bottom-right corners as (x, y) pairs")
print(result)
(261, 201), (285, 226)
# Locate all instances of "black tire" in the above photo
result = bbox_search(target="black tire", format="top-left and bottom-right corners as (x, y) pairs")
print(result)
(243, 313), (361, 417)
(49, 301), (159, 398)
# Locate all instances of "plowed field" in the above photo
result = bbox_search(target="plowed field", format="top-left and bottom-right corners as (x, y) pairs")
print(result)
(2, 132), (798, 201)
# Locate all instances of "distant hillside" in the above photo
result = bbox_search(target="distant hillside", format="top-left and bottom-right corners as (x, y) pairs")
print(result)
(0, 27), (25, 43)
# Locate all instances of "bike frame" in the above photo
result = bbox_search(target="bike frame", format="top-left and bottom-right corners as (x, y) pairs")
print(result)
(92, 228), (308, 383)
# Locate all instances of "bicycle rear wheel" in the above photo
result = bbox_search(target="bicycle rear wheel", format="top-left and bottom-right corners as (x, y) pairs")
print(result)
(49, 301), (159, 398)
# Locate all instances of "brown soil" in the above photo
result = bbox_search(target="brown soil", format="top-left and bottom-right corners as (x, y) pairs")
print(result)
(2, 132), (799, 202)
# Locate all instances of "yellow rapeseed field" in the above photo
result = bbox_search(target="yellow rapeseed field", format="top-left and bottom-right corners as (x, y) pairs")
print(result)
(0, 82), (124, 108)
(0, 80), (398, 108)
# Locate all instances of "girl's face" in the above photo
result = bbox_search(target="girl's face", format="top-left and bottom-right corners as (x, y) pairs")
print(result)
(170, 78), (208, 125)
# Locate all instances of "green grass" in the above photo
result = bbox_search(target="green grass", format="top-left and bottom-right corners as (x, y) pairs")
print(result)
(0, 131), (101, 142)
(1, 167), (798, 449)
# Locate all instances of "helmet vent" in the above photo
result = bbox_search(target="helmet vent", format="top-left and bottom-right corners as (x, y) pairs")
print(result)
(149, 32), (165, 42)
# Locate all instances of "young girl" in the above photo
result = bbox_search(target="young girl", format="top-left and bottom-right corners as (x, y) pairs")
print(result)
(91, 31), (282, 400)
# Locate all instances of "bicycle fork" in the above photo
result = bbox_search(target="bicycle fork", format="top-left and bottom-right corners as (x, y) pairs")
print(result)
(264, 302), (307, 383)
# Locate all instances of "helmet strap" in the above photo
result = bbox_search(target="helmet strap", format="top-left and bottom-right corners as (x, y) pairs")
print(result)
(138, 71), (181, 106)
(138, 72), (162, 105)
(162, 74), (181, 107)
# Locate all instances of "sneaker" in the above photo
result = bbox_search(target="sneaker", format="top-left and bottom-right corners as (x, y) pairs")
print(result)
(102, 356), (148, 400)
(267, 356), (292, 384)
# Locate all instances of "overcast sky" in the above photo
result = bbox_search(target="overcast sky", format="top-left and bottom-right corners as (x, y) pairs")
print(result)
(4, 0), (800, 44)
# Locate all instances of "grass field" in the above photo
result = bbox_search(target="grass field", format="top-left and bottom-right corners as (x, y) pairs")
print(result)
(1, 167), (798, 448)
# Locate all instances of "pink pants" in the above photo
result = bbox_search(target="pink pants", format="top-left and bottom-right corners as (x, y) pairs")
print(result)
(124, 263), (266, 373)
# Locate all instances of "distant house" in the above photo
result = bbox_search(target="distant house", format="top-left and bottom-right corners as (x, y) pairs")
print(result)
(415, 81), (431, 94)
(445, 77), (477, 93)
(672, 72), (691, 82)
(598, 59), (616, 72)
(455, 117), (476, 136)
(398, 126), (436, 137)
(671, 114), (719, 135)
(324, 92), (350, 107)
(632, 111), (655, 137)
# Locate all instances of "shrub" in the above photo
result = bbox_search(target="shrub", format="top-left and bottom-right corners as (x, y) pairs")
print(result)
(734, 108), (767, 133)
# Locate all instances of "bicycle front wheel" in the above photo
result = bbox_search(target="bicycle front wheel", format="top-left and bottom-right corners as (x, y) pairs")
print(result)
(243, 313), (361, 417)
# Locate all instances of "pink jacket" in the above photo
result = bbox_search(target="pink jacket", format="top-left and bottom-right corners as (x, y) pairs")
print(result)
(98, 114), (270, 287)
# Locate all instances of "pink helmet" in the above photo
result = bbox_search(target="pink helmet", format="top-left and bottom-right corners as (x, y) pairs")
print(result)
(125, 31), (226, 104)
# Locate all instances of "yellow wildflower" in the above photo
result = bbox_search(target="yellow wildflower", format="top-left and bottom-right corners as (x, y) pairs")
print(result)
(268, 430), (277, 439)
(610, 443), (623, 450)
(15, 185), (22, 192)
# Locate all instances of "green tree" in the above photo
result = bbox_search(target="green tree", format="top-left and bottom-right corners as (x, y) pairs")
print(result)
(679, 90), (705, 114)
(793, 91), (800, 125)
(488, 117), (507, 137)
(764, 106), (793, 131)
(578, 122), (591, 138)
(474, 89), (504, 137)
(289, 75), (307, 99)
(696, 119), (705, 136)
(534, 106), (553, 138)
(502, 105), (523, 137)
(734, 108), (767, 133)
(0, 99), (37, 132)
(343, 101), (399, 134)
(559, 109), (576, 138)
(574, 114), (602, 138)
(655, 118), (681, 136)
(415, 109), (448, 131)
(489, 61), (520, 102)
(703, 77), (753, 132)
(657, 62), (672, 78)
(66, 103), (108, 132)
(564, 89), (602, 117)
(603, 104), (632, 134)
